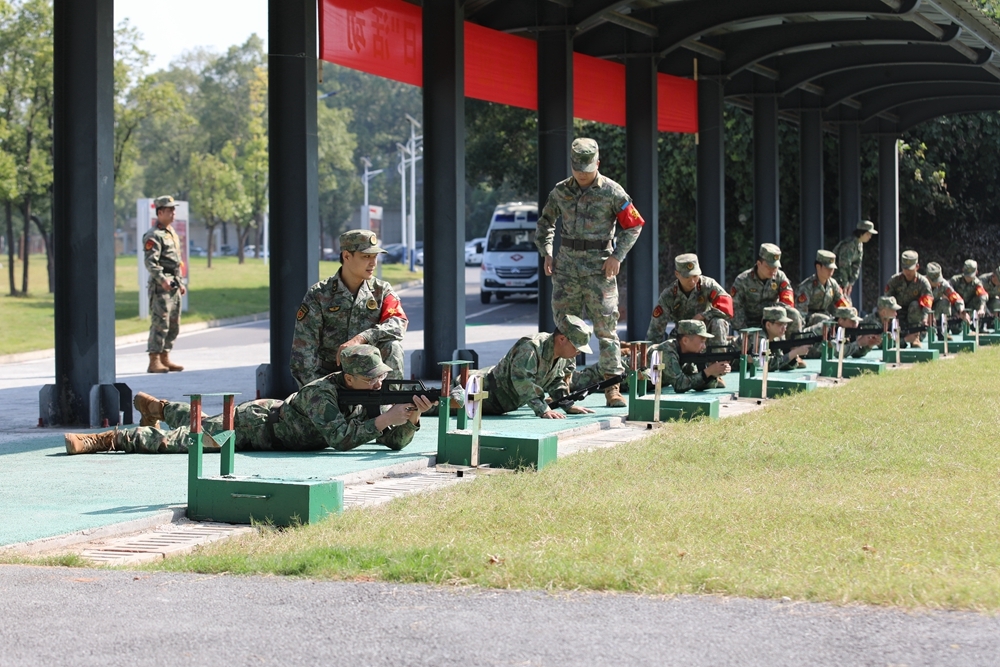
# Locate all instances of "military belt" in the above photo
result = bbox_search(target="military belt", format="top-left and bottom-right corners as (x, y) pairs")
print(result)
(562, 238), (613, 252)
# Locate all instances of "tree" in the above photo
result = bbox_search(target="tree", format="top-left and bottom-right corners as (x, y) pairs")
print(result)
(317, 102), (358, 245)
(187, 151), (245, 268)
(233, 66), (267, 262)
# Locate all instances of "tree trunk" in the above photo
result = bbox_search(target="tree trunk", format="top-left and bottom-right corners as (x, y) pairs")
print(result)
(32, 215), (54, 293)
(221, 220), (228, 246)
(20, 198), (30, 295)
(5, 201), (15, 296)
(237, 225), (251, 264)
(206, 221), (216, 269)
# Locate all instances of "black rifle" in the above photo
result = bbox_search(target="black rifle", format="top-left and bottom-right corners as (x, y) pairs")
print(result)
(551, 372), (627, 410)
(337, 379), (441, 416)
(678, 345), (744, 366)
(768, 334), (826, 354)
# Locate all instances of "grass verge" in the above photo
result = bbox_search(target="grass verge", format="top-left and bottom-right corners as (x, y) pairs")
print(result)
(0, 255), (421, 355)
(150, 348), (1000, 610)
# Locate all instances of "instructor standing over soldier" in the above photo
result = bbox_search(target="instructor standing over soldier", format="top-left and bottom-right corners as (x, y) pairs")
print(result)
(143, 195), (186, 374)
(536, 138), (644, 408)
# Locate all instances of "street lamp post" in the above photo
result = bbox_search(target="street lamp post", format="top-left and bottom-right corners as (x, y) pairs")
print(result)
(360, 157), (384, 231)
(405, 114), (422, 272)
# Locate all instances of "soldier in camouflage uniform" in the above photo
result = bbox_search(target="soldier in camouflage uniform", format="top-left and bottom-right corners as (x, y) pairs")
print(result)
(648, 320), (730, 393)
(536, 138), (645, 408)
(143, 195), (187, 374)
(730, 243), (803, 341)
(761, 307), (811, 371)
(980, 264), (1000, 317)
(795, 249), (851, 325)
(474, 315), (597, 418)
(948, 259), (988, 320)
(646, 253), (733, 348)
(925, 262), (965, 326)
(831, 220), (877, 298)
(290, 230), (407, 388)
(884, 250), (933, 346)
(800, 306), (881, 359)
(64, 346), (433, 455)
(861, 295), (902, 331)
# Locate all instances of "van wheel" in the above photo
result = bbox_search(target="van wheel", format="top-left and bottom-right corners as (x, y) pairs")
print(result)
(496, 293), (506, 301)
(480, 291), (491, 304)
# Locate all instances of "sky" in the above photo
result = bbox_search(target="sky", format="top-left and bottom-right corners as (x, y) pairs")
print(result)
(114, 0), (269, 72)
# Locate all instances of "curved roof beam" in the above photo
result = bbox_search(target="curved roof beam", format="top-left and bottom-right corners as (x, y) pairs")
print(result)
(857, 81), (1000, 120)
(863, 96), (1000, 133)
(651, 0), (920, 56)
(816, 63), (997, 108)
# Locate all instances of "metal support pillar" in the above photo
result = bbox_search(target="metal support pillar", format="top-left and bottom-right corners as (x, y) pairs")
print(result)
(537, 29), (573, 333)
(265, 0), (319, 398)
(839, 122), (863, 308)
(696, 77), (726, 282)
(799, 109), (824, 280)
(48, 0), (119, 426)
(753, 95), (779, 250)
(625, 56), (658, 340)
(878, 135), (900, 290)
(422, 0), (465, 377)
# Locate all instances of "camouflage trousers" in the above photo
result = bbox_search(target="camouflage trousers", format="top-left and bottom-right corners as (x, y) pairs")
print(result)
(704, 316), (730, 348)
(904, 301), (925, 328)
(113, 399), (290, 454)
(147, 283), (181, 353)
(552, 248), (623, 375)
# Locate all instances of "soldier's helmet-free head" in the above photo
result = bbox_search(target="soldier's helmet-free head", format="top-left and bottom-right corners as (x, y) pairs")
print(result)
(856, 220), (878, 234)
(154, 195), (178, 210)
(340, 230), (387, 255)
(963, 259), (978, 276)
(834, 306), (861, 324)
(557, 314), (594, 353)
(878, 296), (902, 311)
(761, 306), (792, 324)
(900, 250), (919, 270)
(925, 262), (943, 281)
(815, 249), (837, 270)
(341, 344), (393, 379)
(674, 253), (702, 278)
(758, 243), (782, 269)
(570, 138), (599, 173)
(675, 319), (714, 338)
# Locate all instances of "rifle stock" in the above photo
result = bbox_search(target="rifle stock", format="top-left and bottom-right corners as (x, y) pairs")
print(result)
(552, 372), (627, 410)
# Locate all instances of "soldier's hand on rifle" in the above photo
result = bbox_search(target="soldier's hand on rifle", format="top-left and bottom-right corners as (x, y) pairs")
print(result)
(788, 345), (811, 360)
(565, 405), (595, 415)
(543, 256), (554, 276)
(540, 409), (567, 419)
(961, 311), (971, 323)
(603, 256), (620, 279)
(375, 403), (414, 431)
(336, 335), (369, 365)
(706, 361), (731, 377)
(858, 334), (881, 347)
(408, 394), (436, 424)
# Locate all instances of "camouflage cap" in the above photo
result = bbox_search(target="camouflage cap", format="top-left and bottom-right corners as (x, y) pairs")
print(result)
(676, 319), (714, 338)
(340, 229), (386, 255)
(341, 344), (393, 378)
(570, 138), (599, 173)
(154, 195), (178, 209)
(901, 250), (919, 269)
(674, 253), (702, 278)
(815, 249), (837, 269)
(761, 306), (792, 324)
(835, 306), (861, 323)
(925, 262), (942, 280)
(758, 243), (782, 268)
(857, 219), (878, 234)
(878, 295), (902, 311)
(558, 314), (594, 353)
(963, 259), (978, 276)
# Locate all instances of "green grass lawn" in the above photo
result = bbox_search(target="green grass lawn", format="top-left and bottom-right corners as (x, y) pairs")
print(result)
(0, 255), (421, 355)
(152, 348), (1000, 611)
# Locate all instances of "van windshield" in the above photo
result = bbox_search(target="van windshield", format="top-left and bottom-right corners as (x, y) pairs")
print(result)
(487, 229), (536, 252)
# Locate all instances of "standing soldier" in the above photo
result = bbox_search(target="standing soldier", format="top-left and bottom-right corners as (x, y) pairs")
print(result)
(925, 262), (965, 326)
(948, 259), (988, 321)
(831, 220), (877, 297)
(794, 249), (851, 325)
(646, 253), (733, 349)
(884, 250), (933, 346)
(536, 138), (645, 408)
(290, 230), (407, 388)
(730, 243), (803, 337)
(143, 195), (186, 374)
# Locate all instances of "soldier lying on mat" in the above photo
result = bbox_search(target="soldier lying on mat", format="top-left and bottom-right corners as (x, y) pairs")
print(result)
(762, 307), (812, 372)
(800, 306), (881, 359)
(647, 320), (730, 394)
(63, 346), (434, 455)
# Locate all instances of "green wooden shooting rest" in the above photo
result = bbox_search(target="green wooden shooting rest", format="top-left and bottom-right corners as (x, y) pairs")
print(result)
(737, 328), (817, 398)
(625, 369), (720, 422)
(926, 325), (976, 354)
(974, 316), (1000, 345)
(818, 341), (886, 378)
(435, 361), (557, 470)
(186, 393), (343, 526)
(881, 333), (940, 364)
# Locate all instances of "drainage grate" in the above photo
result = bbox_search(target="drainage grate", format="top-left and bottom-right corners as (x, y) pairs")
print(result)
(77, 522), (252, 566)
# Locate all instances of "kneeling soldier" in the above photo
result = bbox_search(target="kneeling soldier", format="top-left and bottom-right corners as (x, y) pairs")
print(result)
(649, 320), (731, 394)
(926, 262), (965, 330)
(64, 346), (433, 455)
(730, 243), (803, 335)
(646, 253), (733, 348)
(794, 249), (851, 326)
(884, 250), (933, 345)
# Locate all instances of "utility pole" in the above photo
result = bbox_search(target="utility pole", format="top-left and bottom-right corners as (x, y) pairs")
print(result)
(360, 157), (383, 231)
(404, 114), (422, 272)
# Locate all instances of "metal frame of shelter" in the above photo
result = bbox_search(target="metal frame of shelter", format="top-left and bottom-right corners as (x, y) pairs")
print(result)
(44, 0), (1000, 425)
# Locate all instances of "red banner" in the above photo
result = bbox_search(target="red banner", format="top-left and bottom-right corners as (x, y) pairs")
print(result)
(573, 53), (626, 127)
(320, 0), (423, 86)
(464, 22), (537, 110)
(657, 73), (698, 134)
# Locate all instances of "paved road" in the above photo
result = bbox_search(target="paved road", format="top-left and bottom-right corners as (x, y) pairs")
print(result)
(1, 566), (997, 667)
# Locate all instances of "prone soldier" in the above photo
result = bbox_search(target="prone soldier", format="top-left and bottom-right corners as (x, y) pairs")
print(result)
(646, 253), (733, 348)
(861, 295), (903, 331)
(64, 346), (433, 455)
(884, 250), (933, 346)
(801, 306), (881, 359)
(831, 220), (877, 298)
(290, 230), (407, 388)
(142, 195), (187, 374)
(794, 249), (851, 325)
(948, 259), (988, 321)
(762, 307), (811, 371)
(648, 320), (731, 394)
(536, 138), (645, 408)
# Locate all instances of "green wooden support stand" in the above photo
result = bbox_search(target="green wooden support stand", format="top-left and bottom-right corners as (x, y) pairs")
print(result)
(881, 333), (940, 364)
(625, 370), (719, 421)
(818, 341), (886, 378)
(976, 316), (1000, 345)
(927, 325), (976, 354)
(186, 393), (343, 526)
(738, 349), (817, 399)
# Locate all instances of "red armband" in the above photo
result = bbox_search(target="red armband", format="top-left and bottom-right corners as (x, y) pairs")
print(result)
(976, 285), (988, 298)
(616, 202), (645, 229)
(711, 292), (734, 317)
(778, 282), (795, 308)
(948, 291), (961, 304)
(379, 294), (407, 322)
(918, 294), (934, 310)
(835, 297), (850, 308)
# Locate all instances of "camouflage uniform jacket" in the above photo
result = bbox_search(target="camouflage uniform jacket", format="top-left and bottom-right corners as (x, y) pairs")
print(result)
(980, 272), (1000, 313)
(831, 236), (863, 286)
(931, 280), (964, 315)
(729, 267), (796, 330)
(650, 338), (719, 394)
(478, 333), (573, 417)
(142, 224), (183, 286)
(794, 274), (850, 319)
(884, 272), (933, 315)
(948, 274), (988, 312)
(535, 173), (642, 263)
(646, 276), (734, 344)
(290, 269), (407, 387)
(274, 373), (418, 451)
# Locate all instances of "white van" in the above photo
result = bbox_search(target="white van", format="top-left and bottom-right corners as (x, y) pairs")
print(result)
(478, 202), (539, 304)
